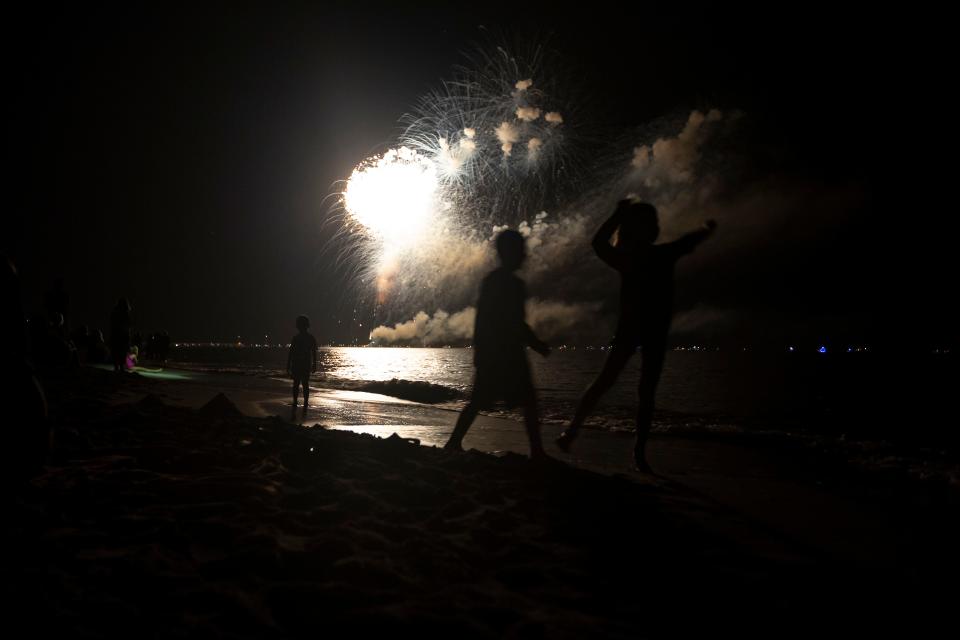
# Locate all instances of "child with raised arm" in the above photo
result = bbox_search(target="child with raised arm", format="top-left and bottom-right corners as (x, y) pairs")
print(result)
(556, 200), (716, 472)
(445, 229), (551, 458)
(287, 315), (318, 412)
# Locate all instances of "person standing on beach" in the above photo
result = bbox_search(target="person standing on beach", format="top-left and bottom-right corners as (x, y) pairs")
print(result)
(556, 200), (716, 472)
(287, 315), (318, 413)
(109, 298), (132, 373)
(445, 229), (551, 458)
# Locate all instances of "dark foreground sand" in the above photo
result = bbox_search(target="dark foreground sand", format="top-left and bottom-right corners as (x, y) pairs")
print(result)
(4, 368), (956, 637)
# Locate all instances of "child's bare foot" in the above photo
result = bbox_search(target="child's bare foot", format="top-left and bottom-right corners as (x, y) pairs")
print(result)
(443, 440), (464, 453)
(555, 429), (577, 452)
(634, 459), (654, 474)
(633, 446), (654, 474)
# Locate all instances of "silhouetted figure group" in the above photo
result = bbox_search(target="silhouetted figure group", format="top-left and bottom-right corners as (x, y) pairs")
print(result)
(6, 197), (713, 479)
(446, 200), (716, 472)
(1, 252), (186, 483)
(2, 254), (177, 478)
(23, 277), (171, 374)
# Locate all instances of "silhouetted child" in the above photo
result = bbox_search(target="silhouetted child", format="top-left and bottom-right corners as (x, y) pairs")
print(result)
(125, 345), (138, 371)
(445, 230), (551, 458)
(556, 200), (716, 472)
(287, 315), (318, 411)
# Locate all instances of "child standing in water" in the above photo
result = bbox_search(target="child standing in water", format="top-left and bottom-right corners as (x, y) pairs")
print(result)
(287, 315), (318, 413)
(556, 200), (716, 472)
(445, 229), (551, 458)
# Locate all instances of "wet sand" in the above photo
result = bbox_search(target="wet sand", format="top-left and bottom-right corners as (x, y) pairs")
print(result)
(6, 366), (957, 637)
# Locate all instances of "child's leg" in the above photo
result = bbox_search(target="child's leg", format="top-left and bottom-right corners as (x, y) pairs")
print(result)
(523, 393), (545, 458)
(445, 402), (479, 450)
(560, 346), (634, 446)
(302, 378), (310, 408)
(292, 379), (300, 406)
(635, 342), (666, 471)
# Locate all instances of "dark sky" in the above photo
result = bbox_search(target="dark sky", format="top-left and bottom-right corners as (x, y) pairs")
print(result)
(6, 2), (955, 346)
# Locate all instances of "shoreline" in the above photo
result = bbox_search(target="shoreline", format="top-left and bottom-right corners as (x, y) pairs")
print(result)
(113, 361), (960, 494)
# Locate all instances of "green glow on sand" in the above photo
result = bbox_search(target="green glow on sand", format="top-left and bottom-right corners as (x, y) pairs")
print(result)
(89, 364), (196, 381)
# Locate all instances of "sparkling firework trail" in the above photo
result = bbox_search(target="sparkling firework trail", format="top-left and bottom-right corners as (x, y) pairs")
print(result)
(327, 37), (733, 343)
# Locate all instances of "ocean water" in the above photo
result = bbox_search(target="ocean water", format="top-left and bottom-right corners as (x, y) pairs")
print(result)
(168, 346), (957, 451)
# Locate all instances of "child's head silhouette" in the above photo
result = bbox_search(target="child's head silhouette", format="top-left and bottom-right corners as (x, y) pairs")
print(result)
(495, 229), (526, 271)
(615, 200), (659, 248)
(296, 315), (310, 332)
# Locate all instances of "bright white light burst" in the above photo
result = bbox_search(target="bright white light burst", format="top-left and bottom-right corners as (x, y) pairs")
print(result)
(343, 147), (440, 250)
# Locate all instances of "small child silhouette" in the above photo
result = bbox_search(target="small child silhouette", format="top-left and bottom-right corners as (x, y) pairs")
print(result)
(557, 200), (716, 472)
(445, 230), (551, 458)
(287, 315), (318, 413)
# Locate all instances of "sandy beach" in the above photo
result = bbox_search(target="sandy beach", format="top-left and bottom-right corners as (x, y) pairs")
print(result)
(5, 366), (957, 637)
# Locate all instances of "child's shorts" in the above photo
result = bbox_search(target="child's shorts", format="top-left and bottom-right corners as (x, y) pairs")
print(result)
(470, 359), (534, 410)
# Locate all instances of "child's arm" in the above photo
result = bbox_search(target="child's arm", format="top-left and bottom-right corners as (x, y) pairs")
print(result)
(312, 337), (318, 373)
(286, 344), (293, 374)
(523, 324), (551, 356)
(592, 209), (629, 270)
(665, 220), (717, 258)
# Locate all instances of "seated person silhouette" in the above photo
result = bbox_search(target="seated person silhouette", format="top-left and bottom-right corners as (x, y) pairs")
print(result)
(557, 200), (716, 472)
(287, 315), (318, 413)
(445, 230), (551, 458)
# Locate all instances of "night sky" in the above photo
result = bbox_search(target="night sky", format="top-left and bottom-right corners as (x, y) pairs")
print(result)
(6, 3), (955, 347)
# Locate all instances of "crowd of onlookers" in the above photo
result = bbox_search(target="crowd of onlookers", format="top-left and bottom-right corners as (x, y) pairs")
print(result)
(23, 279), (171, 373)
(2, 253), (172, 479)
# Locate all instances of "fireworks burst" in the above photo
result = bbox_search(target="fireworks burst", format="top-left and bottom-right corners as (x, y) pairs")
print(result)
(398, 42), (583, 223)
(332, 39), (590, 318)
(343, 147), (443, 255)
(327, 36), (733, 343)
